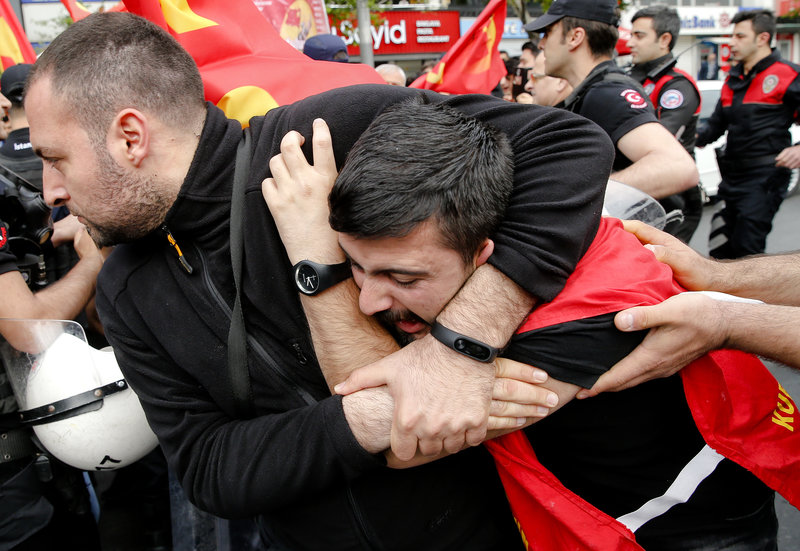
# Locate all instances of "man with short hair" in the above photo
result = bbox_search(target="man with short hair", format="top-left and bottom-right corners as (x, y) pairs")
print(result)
(306, 98), (782, 551)
(697, 9), (800, 259)
(525, 51), (571, 107)
(26, 12), (614, 549)
(375, 63), (406, 86)
(525, 0), (698, 200)
(627, 6), (703, 242)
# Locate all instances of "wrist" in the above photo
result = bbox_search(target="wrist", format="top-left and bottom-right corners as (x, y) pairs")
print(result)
(430, 321), (501, 363)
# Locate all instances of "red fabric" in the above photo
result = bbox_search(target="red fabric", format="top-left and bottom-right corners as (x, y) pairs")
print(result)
(489, 217), (800, 550)
(517, 218), (683, 332)
(683, 349), (800, 508)
(0, 0), (36, 70)
(485, 433), (643, 551)
(408, 0), (506, 95)
(122, 0), (382, 125)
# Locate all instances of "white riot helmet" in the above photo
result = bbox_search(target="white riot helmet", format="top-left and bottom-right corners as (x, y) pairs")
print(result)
(1, 319), (158, 470)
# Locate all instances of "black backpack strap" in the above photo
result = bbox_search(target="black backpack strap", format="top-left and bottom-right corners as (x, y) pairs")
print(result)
(227, 128), (255, 418)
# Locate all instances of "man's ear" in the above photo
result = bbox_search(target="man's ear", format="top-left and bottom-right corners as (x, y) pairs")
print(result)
(757, 31), (771, 48)
(658, 32), (672, 51)
(475, 238), (495, 267)
(567, 26), (586, 51)
(109, 109), (149, 168)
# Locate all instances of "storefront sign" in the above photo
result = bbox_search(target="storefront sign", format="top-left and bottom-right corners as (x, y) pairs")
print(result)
(677, 7), (738, 36)
(330, 11), (460, 56)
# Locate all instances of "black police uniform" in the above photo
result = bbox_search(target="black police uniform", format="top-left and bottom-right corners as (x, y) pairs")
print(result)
(630, 54), (704, 242)
(0, 128), (42, 190)
(697, 49), (800, 259)
(561, 61), (658, 172)
(0, 213), (103, 551)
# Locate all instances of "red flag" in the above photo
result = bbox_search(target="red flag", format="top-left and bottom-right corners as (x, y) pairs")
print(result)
(0, 0), (36, 70)
(61, 1), (126, 22)
(409, 0), (506, 95)
(488, 218), (800, 549)
(486, 433), (644, 551)
(616, 27), (631, 56)
(122, 0), (383, 126)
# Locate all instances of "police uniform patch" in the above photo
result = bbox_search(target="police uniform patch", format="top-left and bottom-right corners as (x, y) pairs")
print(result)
(620, 89), (648, 109)
(763, 74), (779, 94)
(660, 89), (684, 110)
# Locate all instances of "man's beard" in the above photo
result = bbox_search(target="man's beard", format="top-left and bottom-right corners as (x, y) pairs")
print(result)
(374, 309), (429, 347)
(84, 145), (173, 247)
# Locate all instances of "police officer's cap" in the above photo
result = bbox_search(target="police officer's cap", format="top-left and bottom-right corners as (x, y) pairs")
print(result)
(1, 63), (33, 103)
(524, 0), (620, 32)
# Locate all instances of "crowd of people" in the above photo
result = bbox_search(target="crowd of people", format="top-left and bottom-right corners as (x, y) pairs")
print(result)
(0, 1), (798, 550)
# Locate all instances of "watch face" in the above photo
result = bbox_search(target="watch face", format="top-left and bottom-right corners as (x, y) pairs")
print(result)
(454, 338), (491, 362)
(296, 263), (320, 294)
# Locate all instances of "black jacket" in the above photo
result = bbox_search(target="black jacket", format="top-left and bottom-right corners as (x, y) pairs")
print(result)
(96, 84), (613, 549)
(697, 49), (800, 159)
(630, 53), (701, 154)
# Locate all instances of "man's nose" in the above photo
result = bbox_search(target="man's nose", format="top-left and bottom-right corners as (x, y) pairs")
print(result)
(42, 171), (69, 208)
(358, 277), (393, 317)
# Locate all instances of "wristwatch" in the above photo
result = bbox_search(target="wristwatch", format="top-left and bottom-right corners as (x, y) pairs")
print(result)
(430, 322), (501, 363)
(293, 260), (352, 296)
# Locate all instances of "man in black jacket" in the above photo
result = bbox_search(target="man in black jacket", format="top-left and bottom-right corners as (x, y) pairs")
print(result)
(627, 6), (703, 242)
(25, 12), (614, 549)
(697, 9), (800, 259)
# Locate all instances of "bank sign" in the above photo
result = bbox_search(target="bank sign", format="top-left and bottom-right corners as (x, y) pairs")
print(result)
(677, 7), (738, 36)
(330, 11), (460, 55)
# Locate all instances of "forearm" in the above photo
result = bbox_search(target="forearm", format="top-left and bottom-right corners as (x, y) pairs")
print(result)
(436, 264), (535, 346)
(0, 257), (102, 351)
(721, 301), (800, 368)
(301, 280), (398, 390)
(710, 252), (800, 306)
(30, 256), (103, 317)
(611, 150), (697, 199)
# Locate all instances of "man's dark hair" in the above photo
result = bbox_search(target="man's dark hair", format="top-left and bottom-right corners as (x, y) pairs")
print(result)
(732, 9), (776, 42)
(28, 12), (205, 147)
(631, 6), (680, 51)
(562, 16), (619, 58)
(329, 99), (514, 264)
(522, 41), (540, 57)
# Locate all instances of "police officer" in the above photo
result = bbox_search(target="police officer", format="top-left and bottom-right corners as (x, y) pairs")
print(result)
(0, 80), (106, 548)
(627, 6), (703, 242)
(525, 0), (698, 202)
(697, 9), (800, 259)
(0, 65), (42, 189)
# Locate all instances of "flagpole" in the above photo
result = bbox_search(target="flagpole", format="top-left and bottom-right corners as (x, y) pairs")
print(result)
(356, 0), (374, 67)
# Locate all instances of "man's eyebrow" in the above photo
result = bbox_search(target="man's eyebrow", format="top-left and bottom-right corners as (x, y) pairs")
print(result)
(341, 249), (428, 277)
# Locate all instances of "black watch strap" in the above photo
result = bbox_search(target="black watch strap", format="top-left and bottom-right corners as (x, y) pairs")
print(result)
(293, 260), (352, 296)
(430, 322), (500, 363)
